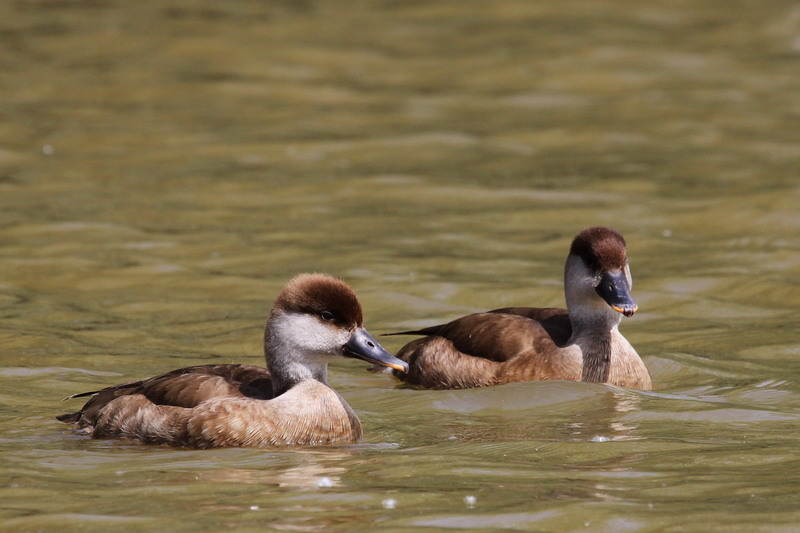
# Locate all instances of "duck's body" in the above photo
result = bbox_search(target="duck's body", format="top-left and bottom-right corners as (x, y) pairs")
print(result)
(58, 274), (408, 448)
(388, 227), (652, 391)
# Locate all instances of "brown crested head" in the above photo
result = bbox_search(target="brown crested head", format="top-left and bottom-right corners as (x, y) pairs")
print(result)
(273, 273), (363, 328)
(569, 227), (628, 272)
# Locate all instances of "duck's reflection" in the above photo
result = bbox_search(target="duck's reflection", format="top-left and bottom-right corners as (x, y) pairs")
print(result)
(436, 385), (644, 443)
(555, 388), (643, 442)
(193, 448), (357, 488)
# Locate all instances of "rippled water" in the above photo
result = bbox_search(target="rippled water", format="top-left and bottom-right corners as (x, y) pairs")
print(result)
(2, 0), (799, 531)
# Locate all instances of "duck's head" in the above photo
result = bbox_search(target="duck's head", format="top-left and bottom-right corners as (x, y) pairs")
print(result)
(564, 227), (637, 319)
(266, 273), (408, 373)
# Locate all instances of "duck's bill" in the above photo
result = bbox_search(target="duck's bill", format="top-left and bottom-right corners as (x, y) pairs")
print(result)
(596, 270), (638, 317)
(343, 328), (409, 373)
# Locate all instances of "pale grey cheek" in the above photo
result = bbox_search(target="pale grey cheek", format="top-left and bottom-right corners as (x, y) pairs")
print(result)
(296, 316), (349, 354)
(334, 330), (351, 350)
(275, 314), (336, 353)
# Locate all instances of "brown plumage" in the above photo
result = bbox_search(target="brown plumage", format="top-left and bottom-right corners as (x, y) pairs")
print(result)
(569, 226), (628, 271)
(387, 227), (652, 391)
(57, 273), (408, 448)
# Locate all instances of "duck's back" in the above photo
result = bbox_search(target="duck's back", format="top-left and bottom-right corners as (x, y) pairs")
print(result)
(393, 308), (580, 389)
(487, 307), (572, 346)
(58, 364), (362, 447)
(58, 364), (272, 424)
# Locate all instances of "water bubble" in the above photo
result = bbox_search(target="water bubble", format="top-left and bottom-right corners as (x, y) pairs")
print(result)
(42, 144), (54, 156)
(249, 505), (259, 511)
(382, 498), (397, 509)
(316, 477), (334, 488)
(662, 229), (672, 238)
(590, 435), (611, 442)
(464, 495), (477, 507)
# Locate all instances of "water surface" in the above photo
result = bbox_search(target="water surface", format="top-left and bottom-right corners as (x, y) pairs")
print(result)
(1, 1), (799, 531)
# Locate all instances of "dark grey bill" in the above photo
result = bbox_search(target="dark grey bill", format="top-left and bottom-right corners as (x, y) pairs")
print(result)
(596, 270), (638, 317)
(343, 327), (409, 372)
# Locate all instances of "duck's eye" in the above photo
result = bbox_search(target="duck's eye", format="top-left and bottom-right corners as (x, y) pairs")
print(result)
(321, 311), (335, 322)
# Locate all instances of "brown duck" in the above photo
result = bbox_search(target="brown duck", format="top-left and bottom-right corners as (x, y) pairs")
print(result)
(58, 273), (408, 448)
(384, 227), (652, 390)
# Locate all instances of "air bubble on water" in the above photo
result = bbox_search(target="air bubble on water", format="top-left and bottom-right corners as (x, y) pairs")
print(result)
(590, 435), (611, 442)
(316, 477), (334, 488)
(464, 495), (477, 507)
(382, 498), (397, 509)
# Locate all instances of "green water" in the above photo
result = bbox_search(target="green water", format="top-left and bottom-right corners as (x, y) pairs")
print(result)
(1, 0), (799, 531)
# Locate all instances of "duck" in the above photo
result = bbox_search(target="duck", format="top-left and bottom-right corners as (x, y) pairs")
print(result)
(57, 273), (409, 448)
(383, 227), (652, 390)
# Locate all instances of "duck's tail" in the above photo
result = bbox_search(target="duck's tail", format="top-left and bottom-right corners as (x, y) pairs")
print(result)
(56, 389), (100, 423)
(56, 411), (81, 423)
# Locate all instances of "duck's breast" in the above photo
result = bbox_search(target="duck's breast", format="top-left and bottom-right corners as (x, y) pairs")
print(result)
(185, 380), (362, 447)
(607, 331), (653, 390)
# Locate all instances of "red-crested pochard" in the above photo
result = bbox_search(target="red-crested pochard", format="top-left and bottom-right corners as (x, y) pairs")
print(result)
(58, 273), (408, 447)
(384, 227), (652, 390)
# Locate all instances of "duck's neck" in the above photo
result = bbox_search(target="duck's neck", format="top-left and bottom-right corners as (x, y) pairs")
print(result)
(264, 321), (329, 398)
(566, 303), (623, 383)
(564, 254), (625, 382)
